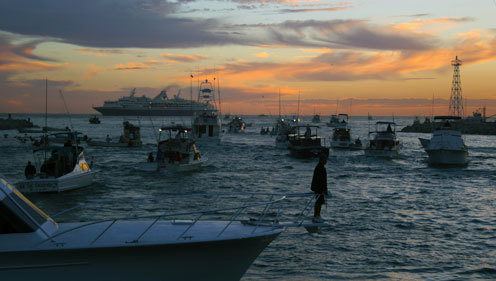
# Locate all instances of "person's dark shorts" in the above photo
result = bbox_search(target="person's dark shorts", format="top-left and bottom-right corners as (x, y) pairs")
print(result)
(315, 194), (325, 204)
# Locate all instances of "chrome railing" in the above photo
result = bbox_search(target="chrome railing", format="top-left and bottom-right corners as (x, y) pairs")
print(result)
(37, 192), (323, 247)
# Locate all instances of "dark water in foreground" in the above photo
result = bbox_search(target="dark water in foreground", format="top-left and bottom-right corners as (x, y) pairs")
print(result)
(1, 114), (495, 280)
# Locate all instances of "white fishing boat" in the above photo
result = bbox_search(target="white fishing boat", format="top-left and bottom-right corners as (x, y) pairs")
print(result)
(330, 114), (362, 149)
(86, 121), (142, 147)
(227, 116), (246, 133)
(326, 114), (340, 127)
(192, 79), (222, 145)
(425, 116), (468, 165)
(15, 146), (98, 193)
(364, 121), (400, 158)
(138, 125), (205, 173)
(0, 176), (329, 281)
(288, 125), (330, 158)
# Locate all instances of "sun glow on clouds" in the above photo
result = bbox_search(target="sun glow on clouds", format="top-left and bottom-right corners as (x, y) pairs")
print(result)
(254, 52), (270, 58)
(160, 53), (208, 63)
(0, 0), (496, 114)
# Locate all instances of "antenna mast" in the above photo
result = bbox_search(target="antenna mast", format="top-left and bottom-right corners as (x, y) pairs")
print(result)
(449, 56), (464, 117)
(297, 91), (300, 122)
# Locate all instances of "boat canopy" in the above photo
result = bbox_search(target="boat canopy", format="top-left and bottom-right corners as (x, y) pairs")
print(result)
(0, 176), (52, 234)
(375, 121), (396, 125)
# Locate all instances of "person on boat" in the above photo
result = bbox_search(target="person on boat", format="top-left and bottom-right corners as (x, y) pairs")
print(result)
(148, 152), (154, 163)
(311, 153), (328, 222)
(387, 124), (392, 132)
(106, 134), (111, 143)
(305, 127), (312, 139)
(24, 161), (36, 179)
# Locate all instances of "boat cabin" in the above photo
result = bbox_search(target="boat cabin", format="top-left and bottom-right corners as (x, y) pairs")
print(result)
(332, 127), (351, 141)
(227, 117), (246, 132)
(368, 122), (399, 149)
(120, 121), (142, 146)
(288, 125), (326, 146)
(31, 146), (83, 178)
(158, 125), (199, 163)
(193, 111), (221, 139)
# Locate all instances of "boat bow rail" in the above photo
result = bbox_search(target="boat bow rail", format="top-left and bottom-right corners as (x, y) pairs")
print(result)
(44, 192), (328, 246)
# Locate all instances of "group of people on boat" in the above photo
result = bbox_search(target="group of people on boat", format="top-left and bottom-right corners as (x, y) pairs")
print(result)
(24, 140), (80, 179)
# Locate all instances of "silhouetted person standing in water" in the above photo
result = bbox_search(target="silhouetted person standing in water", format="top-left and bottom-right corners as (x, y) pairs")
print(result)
(311, 153), (328, 222)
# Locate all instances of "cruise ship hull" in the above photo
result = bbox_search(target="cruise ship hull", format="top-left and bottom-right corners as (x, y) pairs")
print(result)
(93, 107), (208, 116)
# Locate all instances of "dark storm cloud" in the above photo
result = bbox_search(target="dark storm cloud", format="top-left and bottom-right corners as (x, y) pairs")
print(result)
(0, 1), (437, 51)
(0, 0), (243, 48)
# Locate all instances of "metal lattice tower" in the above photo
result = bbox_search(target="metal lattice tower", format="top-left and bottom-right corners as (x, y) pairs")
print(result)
(449, 56), (463, 117)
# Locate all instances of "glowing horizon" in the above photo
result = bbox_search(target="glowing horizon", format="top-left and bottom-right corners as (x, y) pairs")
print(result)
(0, 0), (495, 116)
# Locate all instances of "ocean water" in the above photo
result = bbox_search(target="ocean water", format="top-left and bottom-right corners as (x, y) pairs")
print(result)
(1, 114), (495, 280)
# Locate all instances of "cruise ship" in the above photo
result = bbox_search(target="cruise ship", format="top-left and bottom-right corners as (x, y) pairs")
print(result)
(93, 88), (215, 116)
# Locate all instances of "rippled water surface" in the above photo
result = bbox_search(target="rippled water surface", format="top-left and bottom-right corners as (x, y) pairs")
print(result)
(1, 114), (495, 280)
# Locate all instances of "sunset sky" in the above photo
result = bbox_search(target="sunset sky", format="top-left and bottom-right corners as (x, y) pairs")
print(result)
(0, 0), (495, 116)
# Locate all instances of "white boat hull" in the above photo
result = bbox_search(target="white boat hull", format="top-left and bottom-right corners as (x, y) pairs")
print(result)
(0, 231), (280, 281)
(426, 149), (468, 165)
(15, 171), (98, 193)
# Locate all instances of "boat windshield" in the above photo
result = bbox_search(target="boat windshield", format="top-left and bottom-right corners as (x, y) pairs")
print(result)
(0, 178), (51, 234)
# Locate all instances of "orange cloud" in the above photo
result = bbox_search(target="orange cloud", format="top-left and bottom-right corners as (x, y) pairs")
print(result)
(7, 100), (22, 106)
(84, 64), (106, 79)
(114, 60), (159, 71)
(160, 53), (208, 63)
(0, 61), (65, 72)
(254, 52), (270, 58)
(393, 17), (474, 33)
(218, 30), (496, 83)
